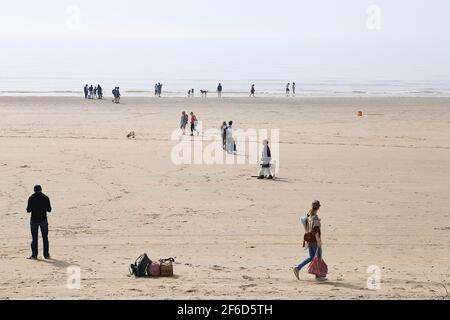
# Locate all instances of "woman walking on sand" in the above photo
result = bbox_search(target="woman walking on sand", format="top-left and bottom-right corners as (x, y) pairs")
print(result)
(293, 200), (328, 281)
(190, 112), (200, 136)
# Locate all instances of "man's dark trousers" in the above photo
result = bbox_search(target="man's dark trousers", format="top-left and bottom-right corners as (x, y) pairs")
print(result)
(30, 221), (49, 258)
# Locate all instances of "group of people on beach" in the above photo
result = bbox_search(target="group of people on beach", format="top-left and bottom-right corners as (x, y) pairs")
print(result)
(286, 82), (296, 96)
(82, 82), (300, 100)
(25, 188), (326, 281)
(220, 121), (236, 154)
(84, 84), (103, 100)
(180, 111), (200, 136)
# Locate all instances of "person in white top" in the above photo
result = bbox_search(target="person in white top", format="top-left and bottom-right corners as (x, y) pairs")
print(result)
(226, 121), (235, 154)
(258, 140), (273, 179)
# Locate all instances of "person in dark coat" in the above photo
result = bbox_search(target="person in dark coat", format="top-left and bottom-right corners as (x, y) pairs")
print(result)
(26, 185), (52, 260)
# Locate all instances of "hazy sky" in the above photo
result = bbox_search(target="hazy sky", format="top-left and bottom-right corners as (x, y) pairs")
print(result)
(1, 0), (450, 82)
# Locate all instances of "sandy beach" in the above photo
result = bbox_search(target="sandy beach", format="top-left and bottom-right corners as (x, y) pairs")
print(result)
(0, 96), (449, 300)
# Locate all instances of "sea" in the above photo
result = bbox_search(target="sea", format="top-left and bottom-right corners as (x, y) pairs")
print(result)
(1, 76), (450, 98)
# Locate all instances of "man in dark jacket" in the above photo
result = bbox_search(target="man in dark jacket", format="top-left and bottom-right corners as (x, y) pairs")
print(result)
(26, 185), (52, 260)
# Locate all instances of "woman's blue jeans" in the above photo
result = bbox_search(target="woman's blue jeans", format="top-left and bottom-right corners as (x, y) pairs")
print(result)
(298, 242), (322, 270)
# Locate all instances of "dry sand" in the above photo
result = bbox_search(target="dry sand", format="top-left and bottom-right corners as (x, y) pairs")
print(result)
(0, 96), (449, 300)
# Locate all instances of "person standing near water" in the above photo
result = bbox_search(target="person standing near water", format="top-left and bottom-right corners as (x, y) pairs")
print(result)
(286, 83), (290, 96)
(292, 82), (296, 96)
(89, 85), (94, 99)
(84, 85), (89, 99)
(217, 83), (223, 97)
(27, 185), (52, 260)
(97, 84), (103, 99)
(293, 201), (327, 281)
(250, 84), (255, 97)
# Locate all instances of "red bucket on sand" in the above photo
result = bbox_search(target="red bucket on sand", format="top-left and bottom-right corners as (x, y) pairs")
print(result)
(357, 111), (364, 117)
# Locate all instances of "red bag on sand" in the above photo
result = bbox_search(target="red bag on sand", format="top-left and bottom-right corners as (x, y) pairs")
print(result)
(147, 262), (161, 277)
(308, 258), (328, 278)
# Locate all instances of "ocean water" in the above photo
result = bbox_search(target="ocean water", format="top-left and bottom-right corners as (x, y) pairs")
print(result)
(1, 76), (450, 97)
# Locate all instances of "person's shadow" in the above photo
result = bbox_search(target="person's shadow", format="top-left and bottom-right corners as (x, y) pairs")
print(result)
(314, 280), (366, 291)
(40, 258), (74, 269)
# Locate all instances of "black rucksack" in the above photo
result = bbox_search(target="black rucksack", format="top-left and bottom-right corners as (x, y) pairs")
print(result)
(129, 254), (151, 277)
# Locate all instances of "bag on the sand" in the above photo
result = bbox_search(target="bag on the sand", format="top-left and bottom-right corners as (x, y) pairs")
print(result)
(130, 254), (152, 277)
(308, 257), (328, 278)
(148, 262), (161, 277)
(159, 258), (175, 277)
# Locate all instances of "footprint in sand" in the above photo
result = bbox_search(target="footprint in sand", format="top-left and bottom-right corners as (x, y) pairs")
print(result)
(242, 275), (255, 281)
(240, 284), (257, 290)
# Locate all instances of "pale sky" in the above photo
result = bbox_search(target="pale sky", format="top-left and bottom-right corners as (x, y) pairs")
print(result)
(1, 0), (449, 82)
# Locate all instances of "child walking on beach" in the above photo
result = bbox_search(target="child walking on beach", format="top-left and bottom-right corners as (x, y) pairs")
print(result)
(293, 201), (327, 281)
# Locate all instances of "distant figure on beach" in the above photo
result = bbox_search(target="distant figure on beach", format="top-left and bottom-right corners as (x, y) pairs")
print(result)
(217, 83), (223, 97)
(221, 121), (228, 150)
(226, 121), (235, 153)
(97, 85), (103, 99)
(258, 140), (273, 180)
(84, 85), (89, 99)
(89, 85), (94, 99)
(180, 111), (189, 135)
(190, 112), (200, 136)
(156, 83), (163, 97)
(94, 86), (98, 99)
(286, 83), (290, 96)
(250, 84), (255, 97)
(112, 87), (121, 103)
(188, 90), (191, 97)
(154, 83), (158, 97)
(292, 82), (296, 96)
(26, 185), (52, 260)
(293, 201), (327, 281)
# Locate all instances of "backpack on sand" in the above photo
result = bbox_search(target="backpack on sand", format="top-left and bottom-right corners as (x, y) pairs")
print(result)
(159, 258), (175, 277)
(129, 254), (152, 277)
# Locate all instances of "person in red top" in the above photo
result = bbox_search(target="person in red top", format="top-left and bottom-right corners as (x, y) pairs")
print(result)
(190, 112), (200, 136)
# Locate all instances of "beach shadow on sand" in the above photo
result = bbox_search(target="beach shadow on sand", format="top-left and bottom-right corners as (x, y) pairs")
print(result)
(315, 280), (366, 291)
(128, 275), (182, 280)
(39, 258), (74, 269)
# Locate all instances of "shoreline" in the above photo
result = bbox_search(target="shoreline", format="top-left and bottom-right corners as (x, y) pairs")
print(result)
(2, 95), (450, 99)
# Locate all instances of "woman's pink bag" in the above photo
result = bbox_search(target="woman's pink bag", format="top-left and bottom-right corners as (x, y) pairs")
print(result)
(147, 262), (161, 277)
(308, 257), (328, 278)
